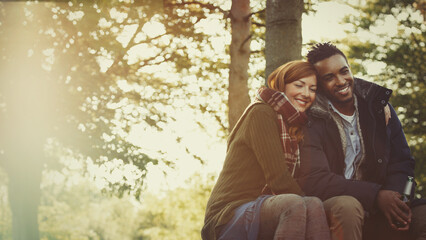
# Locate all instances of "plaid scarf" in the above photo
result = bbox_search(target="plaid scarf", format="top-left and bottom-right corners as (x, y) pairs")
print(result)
(256, 86), (308, 177)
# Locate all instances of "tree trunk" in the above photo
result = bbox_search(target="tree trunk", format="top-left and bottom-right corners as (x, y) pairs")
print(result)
(0, 3), (51, 239)
(228, 0), (251, 132)
(265, 0), (303, 82)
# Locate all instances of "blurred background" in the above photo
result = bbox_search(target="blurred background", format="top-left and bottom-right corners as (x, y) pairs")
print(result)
(0, 0), (424, 239)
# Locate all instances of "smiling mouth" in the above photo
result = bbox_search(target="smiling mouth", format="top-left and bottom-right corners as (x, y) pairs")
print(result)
(296, 99), (309, 106)
(337, 86), (349, 94)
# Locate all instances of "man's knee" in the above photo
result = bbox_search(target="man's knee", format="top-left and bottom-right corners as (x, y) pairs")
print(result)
(323, 195), (364, 240)
(324, 195), (364, 221)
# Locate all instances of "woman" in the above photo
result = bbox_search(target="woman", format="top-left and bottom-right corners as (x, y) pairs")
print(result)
(202, 60), (330, 240)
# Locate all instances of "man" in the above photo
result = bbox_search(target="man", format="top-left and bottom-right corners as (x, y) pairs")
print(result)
(297, 42), (426, 240)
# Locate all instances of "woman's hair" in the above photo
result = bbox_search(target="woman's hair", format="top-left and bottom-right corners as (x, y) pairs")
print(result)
(267, 60), (317, 91)
(267, 60), (317, 142)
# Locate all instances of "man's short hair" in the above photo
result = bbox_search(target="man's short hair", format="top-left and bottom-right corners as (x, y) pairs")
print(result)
(307, 42), (347, 64)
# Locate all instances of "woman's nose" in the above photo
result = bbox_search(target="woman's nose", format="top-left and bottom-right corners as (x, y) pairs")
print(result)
(301, 87), (309, 97)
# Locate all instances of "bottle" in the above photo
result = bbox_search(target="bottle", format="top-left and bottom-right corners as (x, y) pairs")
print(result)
(394, 176), (414, 228)
(401, 176), (414, 204)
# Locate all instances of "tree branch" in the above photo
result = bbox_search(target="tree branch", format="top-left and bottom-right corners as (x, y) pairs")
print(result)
(106, 27), (170, 75)
(252, 21), (265, 27)
(240, 34), (251, 51)
(134, 32), (168, 45)
(168, 0), (229, 17)
(249, 9), (265, 17)
(106, 21), (143, 75)
(250, 50), (262, 54)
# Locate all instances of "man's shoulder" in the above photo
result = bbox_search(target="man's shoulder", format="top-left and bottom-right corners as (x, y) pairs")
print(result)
(306, 93), (330, 118)
(354, 77), (392, 102)
(304, 110), (330, 133)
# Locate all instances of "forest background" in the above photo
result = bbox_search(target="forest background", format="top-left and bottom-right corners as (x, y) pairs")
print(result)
(0, 0), (424, 239)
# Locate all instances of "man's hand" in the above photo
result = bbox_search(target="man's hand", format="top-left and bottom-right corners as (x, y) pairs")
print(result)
(376, 190), (411, 231)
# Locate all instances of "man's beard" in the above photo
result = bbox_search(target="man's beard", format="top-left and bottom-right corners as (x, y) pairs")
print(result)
(327, 94), (354, 105)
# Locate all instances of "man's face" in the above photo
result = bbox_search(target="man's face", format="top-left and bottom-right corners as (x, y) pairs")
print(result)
(313, 54), (354, 106)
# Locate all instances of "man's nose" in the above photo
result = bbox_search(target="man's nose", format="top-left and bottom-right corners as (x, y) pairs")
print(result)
(336, 74), (346, 85)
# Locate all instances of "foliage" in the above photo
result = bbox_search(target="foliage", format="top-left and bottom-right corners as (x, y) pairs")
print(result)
(0, 1), (239, 238)
(38, 175), (143, 240)
(0, 165), (215, 240)
(0, 0), (234, 198)
(0, 1), (235, 238)
(0, 1), (348, 239)
(138, 174), (215, 240)
(343, 0), (426, 197)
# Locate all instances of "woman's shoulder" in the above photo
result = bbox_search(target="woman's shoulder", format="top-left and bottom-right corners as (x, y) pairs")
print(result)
(229, 102), (276, 136)
(244, 103), (279, 126)
(246, 102), (275, 116)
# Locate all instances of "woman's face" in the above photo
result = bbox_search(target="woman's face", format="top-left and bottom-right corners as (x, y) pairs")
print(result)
(283, 74), (317, 112)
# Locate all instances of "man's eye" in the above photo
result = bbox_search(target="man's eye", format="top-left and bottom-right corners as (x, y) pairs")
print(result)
(323, 76), (333, 81)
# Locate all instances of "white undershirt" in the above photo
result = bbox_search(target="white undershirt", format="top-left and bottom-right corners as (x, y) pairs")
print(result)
(329, 102), (362, 179)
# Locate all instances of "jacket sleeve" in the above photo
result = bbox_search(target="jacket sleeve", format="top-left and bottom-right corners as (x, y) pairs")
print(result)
(297, 118), (381, 212)
(246, 104), (304, 196)
(382, 104), (415, 193)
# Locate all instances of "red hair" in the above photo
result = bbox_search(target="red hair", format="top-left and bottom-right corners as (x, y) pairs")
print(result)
(268, 60), (317, 91)
(267, 60), (317, 142)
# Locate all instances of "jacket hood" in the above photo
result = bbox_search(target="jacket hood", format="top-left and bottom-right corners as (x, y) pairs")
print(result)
(308, 77), (393, 118)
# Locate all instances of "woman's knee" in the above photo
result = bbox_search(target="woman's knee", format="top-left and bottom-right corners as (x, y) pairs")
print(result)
(278, 194), (305, 207)
(265, 194), (306, 214)
(260, 195), (308, 239)
(304, 196), (323, 209)
(271, 193), (303, 203)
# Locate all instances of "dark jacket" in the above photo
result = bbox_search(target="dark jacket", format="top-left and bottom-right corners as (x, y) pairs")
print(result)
(297, 78), (417, 213)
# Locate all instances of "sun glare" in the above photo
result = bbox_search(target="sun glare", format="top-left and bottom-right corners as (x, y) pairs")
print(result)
(142, 20), (165, 38)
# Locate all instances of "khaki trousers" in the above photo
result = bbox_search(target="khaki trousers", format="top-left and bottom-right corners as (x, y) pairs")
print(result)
(323, 196), (364, 240)
(324, 195), (426, 240)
